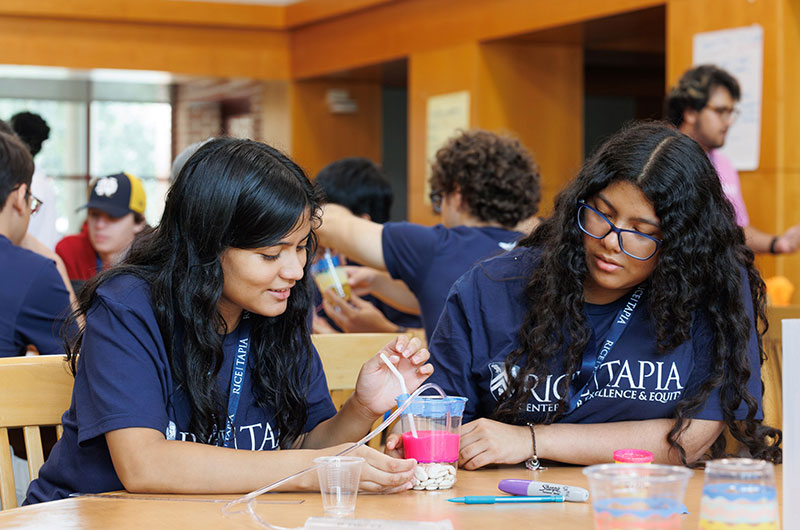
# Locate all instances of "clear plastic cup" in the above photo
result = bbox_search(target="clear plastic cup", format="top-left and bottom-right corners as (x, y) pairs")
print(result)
(395, 395), (467, 491)
(699, 458), (780, 529)
(314, 456), (364, 516)
(311, 252), (350, 300)
(583, 464), (692, 530)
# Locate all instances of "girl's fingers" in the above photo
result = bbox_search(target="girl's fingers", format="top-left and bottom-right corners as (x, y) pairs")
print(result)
(359, 480), (413, 494)
(392, 334), (409, 353)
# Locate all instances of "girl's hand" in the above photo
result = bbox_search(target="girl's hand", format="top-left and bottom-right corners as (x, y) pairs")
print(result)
(383, 432), (405, 459)
(329, 444), (415, 494)
(458, 418), (532, 470)
(352, 336), (433, 418)
(321, 289), (398, 333)
(345, 266), (378, 296)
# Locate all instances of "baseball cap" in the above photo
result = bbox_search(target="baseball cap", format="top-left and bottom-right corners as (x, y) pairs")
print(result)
(80, 172), (146, 218)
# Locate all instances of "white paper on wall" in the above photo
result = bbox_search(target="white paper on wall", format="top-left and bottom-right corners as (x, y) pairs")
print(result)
(692, 25), (763, 171)
(425, 91), (470, 206)
(783, 319), (799, 525)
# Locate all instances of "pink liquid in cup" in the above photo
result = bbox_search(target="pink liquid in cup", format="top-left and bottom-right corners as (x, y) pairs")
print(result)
(402, 430), (460, 463)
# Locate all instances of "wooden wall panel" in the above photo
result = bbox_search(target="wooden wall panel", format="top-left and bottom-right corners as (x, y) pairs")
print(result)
(0, 0), (286, 29)
(477, 42), (583, 217)
(782, 0), (800, 171)
(666, 0), (800, 295)
(407, 43), (480, 226)
(291, 0), (662, 79)
(0, 15), (289, 79)
(289, 79), (382, 180)
(407, 41), (583, 226)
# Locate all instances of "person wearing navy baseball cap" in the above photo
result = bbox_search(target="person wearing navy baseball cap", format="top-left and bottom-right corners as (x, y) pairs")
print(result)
(56, 172), (147, 281)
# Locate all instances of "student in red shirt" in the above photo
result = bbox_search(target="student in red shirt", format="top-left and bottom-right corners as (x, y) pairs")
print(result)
(56, 172), (147, 281)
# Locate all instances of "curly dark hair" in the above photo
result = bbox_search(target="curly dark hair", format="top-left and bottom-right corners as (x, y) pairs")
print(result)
(429, 129), (540, 227)
(495, 121), (780, 465)
(65, 137), (321, 448)
(10, 111), (51, 157)
(665, 65), (741, 127)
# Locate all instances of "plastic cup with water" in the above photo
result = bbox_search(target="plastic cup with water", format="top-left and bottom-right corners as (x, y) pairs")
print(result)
(311, 251), (350, 300)
(314, 456), (364, 517)
(395, 395), (467, 491)
(583, 463), (692, 530)
(699, 458), (779, 529)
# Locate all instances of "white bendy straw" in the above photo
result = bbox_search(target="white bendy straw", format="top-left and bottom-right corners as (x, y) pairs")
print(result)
(380, 353), (418, 438)
(323, 249), (347, 298)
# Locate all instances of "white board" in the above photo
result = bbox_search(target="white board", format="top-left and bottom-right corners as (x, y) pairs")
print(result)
(693, 25), (763, 171)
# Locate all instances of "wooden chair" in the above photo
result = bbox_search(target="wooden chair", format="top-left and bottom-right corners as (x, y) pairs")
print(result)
(311, 333), (402, 449)
(0, 356), (73, 510)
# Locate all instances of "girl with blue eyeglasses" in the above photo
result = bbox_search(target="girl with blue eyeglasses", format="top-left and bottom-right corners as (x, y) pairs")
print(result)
(395, 121), (781, 470)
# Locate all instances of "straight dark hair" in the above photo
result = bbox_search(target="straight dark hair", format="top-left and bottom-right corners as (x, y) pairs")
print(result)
(314, 157), (393, 224)
(496, 121), (780, 465)
(0, 131), (34, 206)
(66, 137), (321, 447)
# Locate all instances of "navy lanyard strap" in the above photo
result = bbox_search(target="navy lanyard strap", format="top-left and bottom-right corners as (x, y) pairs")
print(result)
(567, 286), (645, 414)
(222, 312), (251, 448)
(95, 254), (103, 275)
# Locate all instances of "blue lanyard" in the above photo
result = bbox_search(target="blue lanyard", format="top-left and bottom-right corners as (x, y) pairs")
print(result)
(95, 254), (103, 274)
(566, 286), (645, 414)
(222, 313), (251, 448)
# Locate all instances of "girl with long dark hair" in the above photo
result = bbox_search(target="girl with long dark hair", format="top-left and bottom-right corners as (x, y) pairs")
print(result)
(399, 121), (780, 469)
(26, 138), (431, 503)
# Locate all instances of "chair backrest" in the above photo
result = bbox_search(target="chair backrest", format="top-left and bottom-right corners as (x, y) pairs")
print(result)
(312, 333), (400, 450)
(0, 355), (73, 510)
(312, 333), (399, 398)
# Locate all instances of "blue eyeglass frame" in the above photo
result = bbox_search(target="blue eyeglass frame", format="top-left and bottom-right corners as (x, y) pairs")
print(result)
(576, 200), (663, 261)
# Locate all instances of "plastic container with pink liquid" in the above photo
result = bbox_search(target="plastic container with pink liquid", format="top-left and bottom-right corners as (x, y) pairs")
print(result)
(395, 395), (467, 491)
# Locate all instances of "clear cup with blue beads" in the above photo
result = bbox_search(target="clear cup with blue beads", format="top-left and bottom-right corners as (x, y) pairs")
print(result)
(699, 458), (779, 529)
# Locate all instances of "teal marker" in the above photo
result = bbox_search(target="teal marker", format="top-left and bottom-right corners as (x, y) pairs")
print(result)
(447, 495), (565, 504)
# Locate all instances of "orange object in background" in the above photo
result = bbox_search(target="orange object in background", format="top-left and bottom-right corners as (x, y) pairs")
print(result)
(765, 276), (794, 307)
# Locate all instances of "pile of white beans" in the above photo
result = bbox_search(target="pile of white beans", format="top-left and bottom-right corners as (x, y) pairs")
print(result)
(411, 462), (457, 490)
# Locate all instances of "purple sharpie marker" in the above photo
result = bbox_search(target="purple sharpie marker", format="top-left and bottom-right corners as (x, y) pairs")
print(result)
(498, 479), (589, 502)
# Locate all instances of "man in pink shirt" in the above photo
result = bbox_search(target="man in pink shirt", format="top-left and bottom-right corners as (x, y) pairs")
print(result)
(666, 64), (800, 255)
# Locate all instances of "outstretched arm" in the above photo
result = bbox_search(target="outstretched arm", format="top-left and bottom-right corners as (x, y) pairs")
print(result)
(107, 428), (415, 494)
(317, 204), (386, 270)
(346, 266), (421, 315)
(106, 336), (432, 495)
(744, 223), (800, 254)
(456, 417), (723, 469)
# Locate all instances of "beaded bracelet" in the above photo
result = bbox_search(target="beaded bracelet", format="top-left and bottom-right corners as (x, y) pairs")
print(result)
(525, 422), (546, 471)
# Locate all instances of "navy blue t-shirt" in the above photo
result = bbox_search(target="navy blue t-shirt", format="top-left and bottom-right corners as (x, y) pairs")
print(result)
(25, 274), (336, 503)
(0, 234), (72, 356)
(427, 246), (763, 425)
(382, 222), (523, 338)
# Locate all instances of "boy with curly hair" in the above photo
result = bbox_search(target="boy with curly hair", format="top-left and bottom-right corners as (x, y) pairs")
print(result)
(317, 129), (541, 339)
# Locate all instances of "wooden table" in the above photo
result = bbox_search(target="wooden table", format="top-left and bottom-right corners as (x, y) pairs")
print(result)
(0, 465), (783, 529)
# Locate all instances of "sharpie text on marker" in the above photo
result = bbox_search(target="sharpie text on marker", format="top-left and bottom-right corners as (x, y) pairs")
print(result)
(498, 479), (589, 502)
